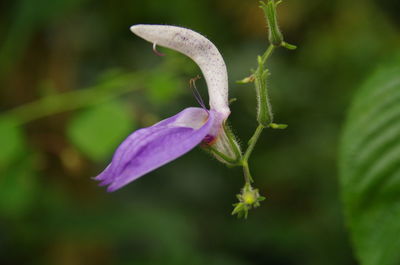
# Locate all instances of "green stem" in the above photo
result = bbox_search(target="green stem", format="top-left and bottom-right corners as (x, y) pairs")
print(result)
(1, 72), (144, 125)
(242, 161), (253, 184)
(239, 124), (265, 184)
(238, 45), (274, 184)
(243, 124), (265, 163)
(261, 45), (274, 65)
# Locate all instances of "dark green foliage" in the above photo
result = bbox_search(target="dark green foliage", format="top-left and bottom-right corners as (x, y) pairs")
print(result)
(340, 57), (400, 265)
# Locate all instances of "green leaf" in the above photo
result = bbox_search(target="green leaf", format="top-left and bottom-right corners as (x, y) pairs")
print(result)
(68, 101), (134, 161)
(0, 117), (25, 169)
(269, 123), (288, 129)
(339, 59), (400, 265)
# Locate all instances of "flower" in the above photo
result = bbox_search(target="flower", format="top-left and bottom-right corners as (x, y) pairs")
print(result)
(95, 25), (240, 192)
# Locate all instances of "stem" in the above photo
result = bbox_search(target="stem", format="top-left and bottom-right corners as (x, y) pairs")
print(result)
(240, 124), (265, 184)
(1, 73), (144, 125)
(243, 124), (265, 163)
(238, 46), (274, 185)
(242, 161), (253, 184)
(261, 45), (274, 65)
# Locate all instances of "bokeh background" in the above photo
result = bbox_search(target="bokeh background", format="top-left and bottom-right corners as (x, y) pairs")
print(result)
(1, 0), (399, 264)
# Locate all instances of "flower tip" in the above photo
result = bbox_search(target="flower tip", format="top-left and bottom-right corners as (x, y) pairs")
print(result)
(106, 186), (118, 192)
(129, 25), (138, 34)
(98, 179), (111, 187)
(129, 24), (142, 35)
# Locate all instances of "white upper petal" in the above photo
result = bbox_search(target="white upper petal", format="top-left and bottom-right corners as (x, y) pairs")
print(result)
(130, 24), (230, 120)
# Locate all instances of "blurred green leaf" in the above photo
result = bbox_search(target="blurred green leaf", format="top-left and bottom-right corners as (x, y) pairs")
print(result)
(339, 58), (400, 265)
(0, 118), (25, 169)
(68, 101), (134, 161)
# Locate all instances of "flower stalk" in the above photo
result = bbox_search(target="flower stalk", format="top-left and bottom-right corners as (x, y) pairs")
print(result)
(231, 0), (296, 218)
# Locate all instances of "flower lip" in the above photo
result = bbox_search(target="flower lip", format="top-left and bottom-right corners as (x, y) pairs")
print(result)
(130, 24), (231, 120)
(95, 107), (216, 191)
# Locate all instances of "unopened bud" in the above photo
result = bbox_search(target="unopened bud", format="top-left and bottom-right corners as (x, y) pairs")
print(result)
(260, 0), (283, 47)
(232, 185), (266, 218)
(243, 191), (257, 205)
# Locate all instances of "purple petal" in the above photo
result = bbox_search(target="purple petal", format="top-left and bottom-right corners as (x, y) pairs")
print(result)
(95, 107), (215, 191)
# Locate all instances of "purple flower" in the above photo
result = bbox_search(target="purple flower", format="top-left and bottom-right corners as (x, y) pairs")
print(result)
(95, 25), (240, 191)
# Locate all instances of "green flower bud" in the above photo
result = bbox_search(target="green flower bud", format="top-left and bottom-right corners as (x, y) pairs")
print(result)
(243, 190), (257, 205)
(260, 0), (283, 47)
(232, 185), (266, 218)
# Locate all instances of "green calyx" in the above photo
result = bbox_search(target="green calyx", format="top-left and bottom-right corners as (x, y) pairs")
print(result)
(202, 122), (242, 167)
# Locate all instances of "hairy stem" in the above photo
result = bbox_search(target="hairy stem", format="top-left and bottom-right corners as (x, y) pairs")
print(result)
(261, 45), (274, 65)
(240, 124), (265, 184)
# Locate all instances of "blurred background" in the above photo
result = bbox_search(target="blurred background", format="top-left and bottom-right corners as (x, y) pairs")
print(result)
(0, 0), (399, 264)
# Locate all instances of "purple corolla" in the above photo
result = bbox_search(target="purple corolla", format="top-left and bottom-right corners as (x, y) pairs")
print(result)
(95, 25), (240, 191)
